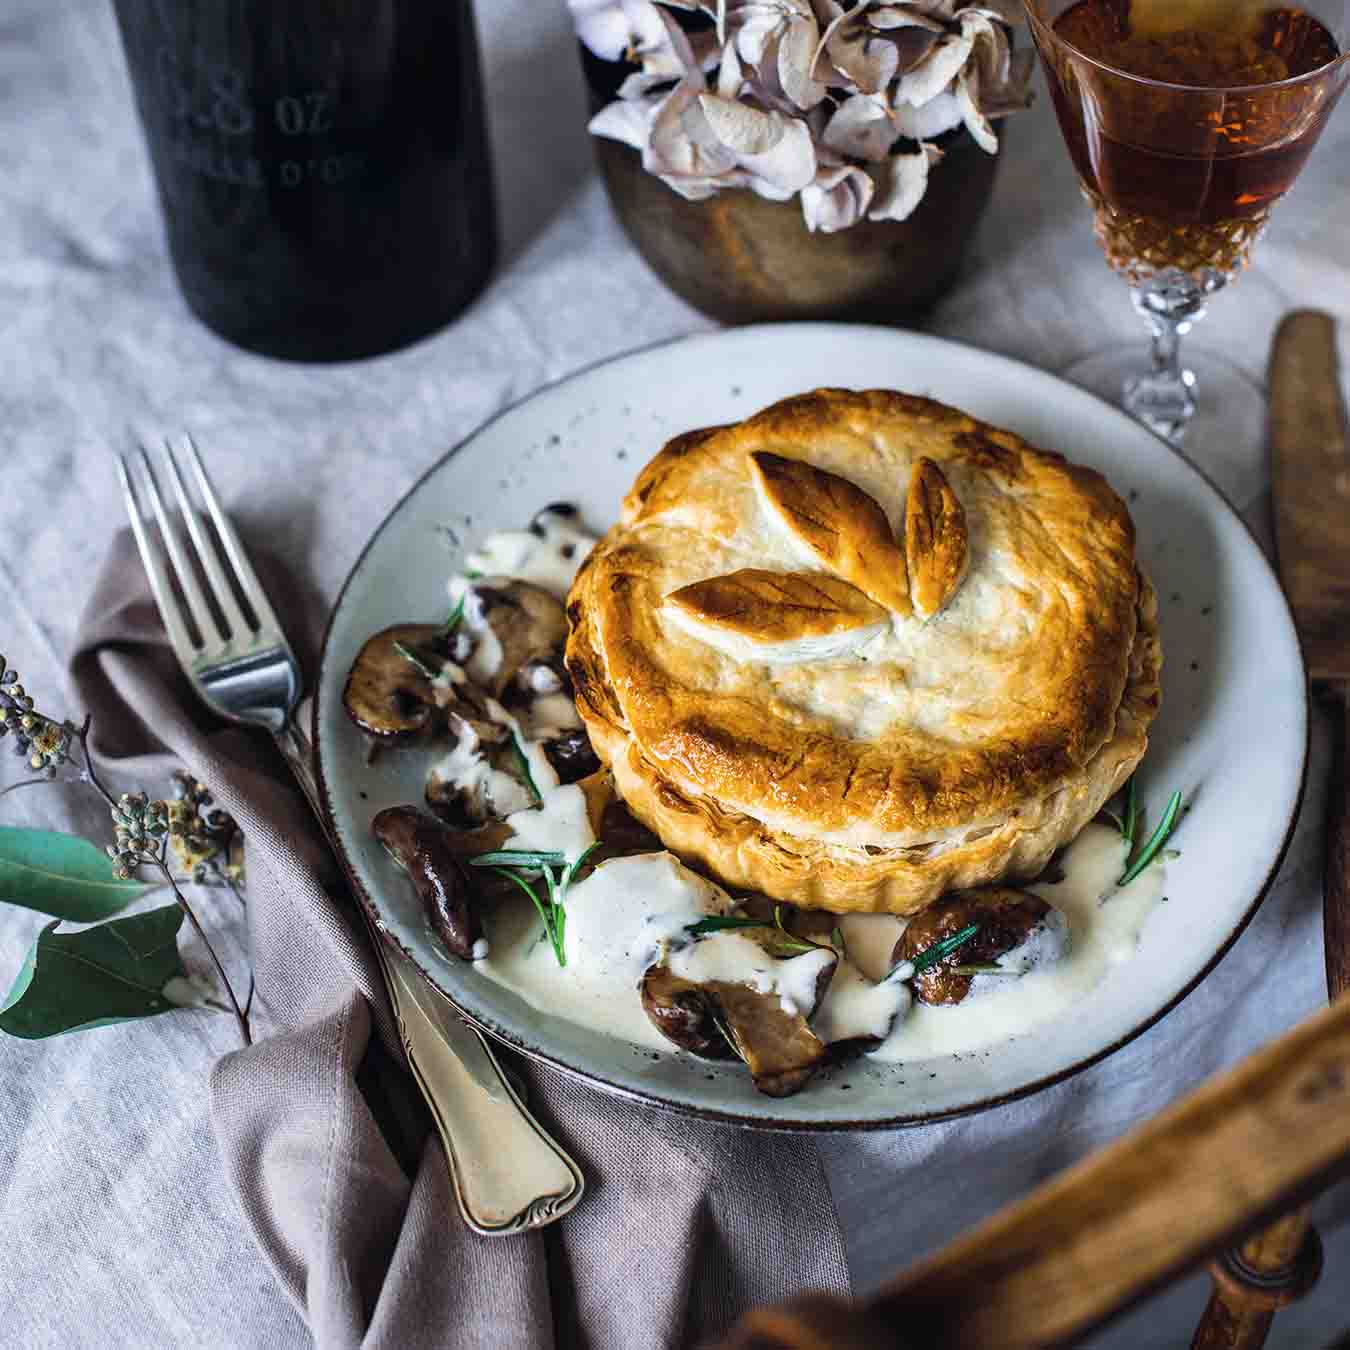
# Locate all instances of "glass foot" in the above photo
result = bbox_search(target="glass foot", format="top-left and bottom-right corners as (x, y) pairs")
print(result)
(1060, 345), (1268, 510)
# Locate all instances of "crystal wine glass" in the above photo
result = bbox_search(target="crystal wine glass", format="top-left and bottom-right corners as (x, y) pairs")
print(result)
(1024, 0), (1349, 446)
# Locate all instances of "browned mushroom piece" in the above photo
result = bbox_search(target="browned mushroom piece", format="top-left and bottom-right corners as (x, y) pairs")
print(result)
(895, 887), (1055, 1006)
(343, 624), (447, 739)
(467, 580), (568, 697)
(640, 935), (837, 1098)
(596, 795), (663, 857)
(373, 805), (486, 960)
(736, 895), (838, 948)
(541, 728), (601, 784)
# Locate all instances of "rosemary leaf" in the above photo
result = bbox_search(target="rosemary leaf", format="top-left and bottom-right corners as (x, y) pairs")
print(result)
(1121, 776), (1138, 849)
(1117, 790), (1183, 887)
(469, 849), (566, 868)
(1098, 809), (1126, 835)
(444, 593), (466, 634)
(714, 1016), (742, 1060)
(951, 963), (1022, 977)
(886, 922), (981, 983)
(684, 914), (768, 938)
(393, 641), (441, 681)
(510, 733), (541, 803)
(492, 867), (566, 967)
(560, 841), (601, 893)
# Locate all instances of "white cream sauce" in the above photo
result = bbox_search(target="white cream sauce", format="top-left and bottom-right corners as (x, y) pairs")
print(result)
(449, 583), (504, 687)
(503, 782), (595, 862)
(480, 853), (732, 1052)
(667, 934), (835, 1018)
(429, 724), (533, 820)
(814, 958), (912, 1044)
(459, 509), (598, 601)
(477, 824), (1167, 1066)
(869, 824), (1166, 1061)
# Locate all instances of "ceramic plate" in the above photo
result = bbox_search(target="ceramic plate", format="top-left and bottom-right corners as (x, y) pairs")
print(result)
(314, 324), (1307, 1129)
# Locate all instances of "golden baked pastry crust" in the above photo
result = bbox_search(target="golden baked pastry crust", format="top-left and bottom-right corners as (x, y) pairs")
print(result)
(566, 388), (1160, 912)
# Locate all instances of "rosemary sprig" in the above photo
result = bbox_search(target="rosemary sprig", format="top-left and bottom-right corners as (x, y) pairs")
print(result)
(492, 867), (567, 967)
(1122, 776), (1139, 850)
(469, 849), (565, 869)
(561, 840), (601, 890)
(683, 906), (820, 954)
(1118, 789), (1183, 887)
(684, 914), (765, 938)
(473, 841), (600, 969)
(393, 641), (442, 681)
(885, 922), (981, 983)
(510, 732), (541, 803)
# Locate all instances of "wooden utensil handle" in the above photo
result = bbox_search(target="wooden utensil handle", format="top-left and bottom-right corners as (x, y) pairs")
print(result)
(717, 994), (1350, 1350)
(1326, 685), (1350, 1002)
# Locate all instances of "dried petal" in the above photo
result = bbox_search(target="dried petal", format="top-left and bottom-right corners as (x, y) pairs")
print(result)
(568, 0), (667, 62)
(696, 95), (818, 194)
(815, 2), (943, 94)
(893, 28), (973, 107)
(800, 155), (875, 231)
(776, 11), (827, 109)
(866, 144), (939, 223)
(821, 93), (895, 162)
(589, 97), (656, 151)
(891, 89), (963, 140)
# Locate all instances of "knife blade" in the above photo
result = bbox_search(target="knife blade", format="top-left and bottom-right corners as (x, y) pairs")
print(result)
(1269, 308), (1350, 1001)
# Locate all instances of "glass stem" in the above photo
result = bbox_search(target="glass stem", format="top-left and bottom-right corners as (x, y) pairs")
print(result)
(1123, 271), (1216, 445)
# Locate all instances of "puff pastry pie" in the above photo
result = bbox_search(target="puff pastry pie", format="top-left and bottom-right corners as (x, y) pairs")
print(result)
(565, 389), (1161, 914)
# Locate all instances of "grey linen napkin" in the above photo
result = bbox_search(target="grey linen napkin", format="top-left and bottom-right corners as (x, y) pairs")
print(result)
(68, 532), (851, 1350)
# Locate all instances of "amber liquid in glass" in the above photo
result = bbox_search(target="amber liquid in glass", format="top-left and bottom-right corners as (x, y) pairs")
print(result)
(1045, 0), (1341, 276)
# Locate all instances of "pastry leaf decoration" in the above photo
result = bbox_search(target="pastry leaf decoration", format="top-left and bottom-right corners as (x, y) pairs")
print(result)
(667, 569), (888, 642)
(750, 451), (912, 617)
(905, 457), (969, 620)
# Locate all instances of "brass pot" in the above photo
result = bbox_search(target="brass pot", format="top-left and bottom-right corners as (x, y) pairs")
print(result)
(593, 129), (1002, 326)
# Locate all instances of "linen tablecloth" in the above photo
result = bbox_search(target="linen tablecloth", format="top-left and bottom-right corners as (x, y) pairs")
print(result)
(3, 0), (1349, 1344)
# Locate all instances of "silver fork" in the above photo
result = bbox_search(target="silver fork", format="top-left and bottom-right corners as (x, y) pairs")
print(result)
(117, 434), (583, 1235)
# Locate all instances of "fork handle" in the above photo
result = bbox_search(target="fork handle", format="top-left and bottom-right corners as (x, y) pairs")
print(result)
(272, 720), (584, 1234)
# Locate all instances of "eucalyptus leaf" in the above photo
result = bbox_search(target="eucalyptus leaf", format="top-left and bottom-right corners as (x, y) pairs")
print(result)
(0, 905), (186, 1039)
(0, 826), (152, 921)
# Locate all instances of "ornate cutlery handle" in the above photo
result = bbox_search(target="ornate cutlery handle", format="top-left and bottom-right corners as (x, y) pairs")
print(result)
(273, 718), (584, 1234)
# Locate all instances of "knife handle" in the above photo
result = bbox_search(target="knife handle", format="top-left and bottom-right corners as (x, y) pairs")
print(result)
(1328, 684), (1350, 1003)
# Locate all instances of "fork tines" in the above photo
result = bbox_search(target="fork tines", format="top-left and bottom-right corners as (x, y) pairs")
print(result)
(117, 436), (283, 664)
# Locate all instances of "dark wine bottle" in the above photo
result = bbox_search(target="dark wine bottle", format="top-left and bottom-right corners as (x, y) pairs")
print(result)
(112, 0), (497, 362)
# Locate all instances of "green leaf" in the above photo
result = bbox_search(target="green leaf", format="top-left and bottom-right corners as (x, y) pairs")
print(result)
(0, 827), (152, 922)
(1118, 790), (1184, 887)
(469, 849), (565, 869)
(393, 641), (441, 681)
(887, 922), (982, 983)
(0, 906), (186, 1039)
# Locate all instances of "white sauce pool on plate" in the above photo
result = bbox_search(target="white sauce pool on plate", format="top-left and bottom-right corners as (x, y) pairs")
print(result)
(481, 852), (732, 1052)
(869, 824), (1166, 1061)
(666, 933), (835, 1018)
(476, 823), (1168, 1065)
(458, 509), (599, 601)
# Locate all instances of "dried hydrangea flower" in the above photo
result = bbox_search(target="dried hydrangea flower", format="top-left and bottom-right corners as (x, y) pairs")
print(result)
(575, 0), (1032, 229)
